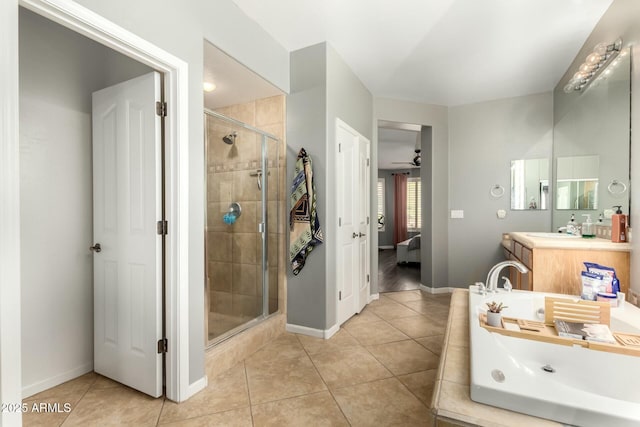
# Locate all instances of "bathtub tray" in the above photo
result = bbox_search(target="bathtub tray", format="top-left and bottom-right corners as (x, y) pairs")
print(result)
(479, 313), (640, 357)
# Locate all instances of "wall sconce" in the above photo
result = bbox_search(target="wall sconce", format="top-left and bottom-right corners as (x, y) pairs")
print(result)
(563, 38), (622, 93)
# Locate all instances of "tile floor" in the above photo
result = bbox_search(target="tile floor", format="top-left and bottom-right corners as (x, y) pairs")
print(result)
(23, 290), (451, 426)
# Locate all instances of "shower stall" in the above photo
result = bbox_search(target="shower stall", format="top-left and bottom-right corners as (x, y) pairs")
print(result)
(204, 109), (281, 345)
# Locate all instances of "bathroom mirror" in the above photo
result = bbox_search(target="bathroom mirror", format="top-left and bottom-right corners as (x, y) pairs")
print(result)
(556, 155), (599, 210)
(510, 158), (549, 210)
(552, 47), (631, 229)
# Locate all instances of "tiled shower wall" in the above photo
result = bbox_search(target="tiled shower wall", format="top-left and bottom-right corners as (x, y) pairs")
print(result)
(206, 95), (286, 339)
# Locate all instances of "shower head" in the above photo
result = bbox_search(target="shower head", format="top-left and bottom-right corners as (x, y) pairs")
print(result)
(222, 132), (237, 145)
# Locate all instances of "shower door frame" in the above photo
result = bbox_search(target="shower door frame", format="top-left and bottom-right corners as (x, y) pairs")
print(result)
(203, 109), (279, 347)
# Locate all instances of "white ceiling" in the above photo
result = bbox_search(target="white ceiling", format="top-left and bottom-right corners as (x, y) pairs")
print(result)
(231, 0), (612, 106)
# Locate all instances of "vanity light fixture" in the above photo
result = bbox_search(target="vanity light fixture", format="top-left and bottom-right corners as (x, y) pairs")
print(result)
(203, 81), (216, 92)
(563, 38), (622, 93)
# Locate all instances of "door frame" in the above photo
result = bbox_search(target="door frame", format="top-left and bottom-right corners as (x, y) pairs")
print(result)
(334, 118), (371, 326)
(1, 0), (191, 413)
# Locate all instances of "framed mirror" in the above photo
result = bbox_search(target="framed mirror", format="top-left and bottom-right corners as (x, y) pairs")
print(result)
(552, 47), (631, 229)
(510, 158), (549, 210)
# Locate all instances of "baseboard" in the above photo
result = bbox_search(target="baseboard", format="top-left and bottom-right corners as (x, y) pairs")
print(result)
(185, 375), (208, 399)
(368, 293), (380, 302)
(419, 285), (454, 294)
(378, 245), (394, 250)
(22, 362), (93, 399)
(286, 323), (339, 339)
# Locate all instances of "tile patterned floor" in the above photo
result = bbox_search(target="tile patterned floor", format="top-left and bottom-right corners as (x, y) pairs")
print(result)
(23, 290), (451, 426)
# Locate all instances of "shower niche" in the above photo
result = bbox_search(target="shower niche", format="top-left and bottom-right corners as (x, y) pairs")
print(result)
(204, 105), (283, 345)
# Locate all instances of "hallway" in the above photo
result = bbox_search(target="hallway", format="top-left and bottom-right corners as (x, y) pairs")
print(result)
(377, 248), (422, 293)
(23, 290), (450, 426)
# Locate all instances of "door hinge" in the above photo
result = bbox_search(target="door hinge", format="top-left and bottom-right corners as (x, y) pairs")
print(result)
(338, 143), (341, 153)
(339, 291), (342, 301)
(366, 158), (370, 167)
(338, 217), (342, 227)
(156, 101), (167, 117)
(367, 274), (370, 283)
(157, 220), (168, 235)
(367, 216), (370, 225)
(157, 338), (168, 354)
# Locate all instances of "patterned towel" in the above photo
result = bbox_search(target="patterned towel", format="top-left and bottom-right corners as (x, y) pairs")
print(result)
(289, 148), (323, 275)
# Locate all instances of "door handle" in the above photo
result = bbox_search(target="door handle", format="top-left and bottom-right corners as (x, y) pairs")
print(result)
(352, 232), (358, 239)
(359, 232), (366, 237)
(90, 243), (102, 253)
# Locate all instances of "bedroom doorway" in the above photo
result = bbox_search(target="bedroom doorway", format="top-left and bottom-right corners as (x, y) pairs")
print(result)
(377, 121), (423, 293)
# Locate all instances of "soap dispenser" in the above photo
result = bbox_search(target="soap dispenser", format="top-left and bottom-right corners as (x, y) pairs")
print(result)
(611, 206), (627, 243)
(581, 214), (595, 238)
(567, 213), (577, 235)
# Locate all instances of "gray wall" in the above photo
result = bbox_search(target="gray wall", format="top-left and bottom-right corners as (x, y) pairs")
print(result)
(448, 92), (553, 286)
(286, 44), (327, 330)
(378, 169), (420, 247)
(554, 0), (640, 292)
(373, 99), (449, 289)
(286, 42), (373, 330)
(19, 8), (151, 395)
(73, 0), (290, 384)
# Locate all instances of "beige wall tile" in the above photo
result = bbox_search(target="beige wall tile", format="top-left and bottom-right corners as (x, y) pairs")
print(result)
(232, 233), (258, 265)
(232, 263), (257, 296)
(255, 95), (284, 128)
(207, 231), (232, 262)
(209, 261), (232, 292)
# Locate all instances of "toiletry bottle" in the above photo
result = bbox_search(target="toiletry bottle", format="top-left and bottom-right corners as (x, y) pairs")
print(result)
(567, 213), (577, 235)
(581, 214), (595, 238)
(611, 206), (627, 243)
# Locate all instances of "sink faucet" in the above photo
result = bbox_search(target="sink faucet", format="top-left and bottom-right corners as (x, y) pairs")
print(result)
(485, 260), (528, 292)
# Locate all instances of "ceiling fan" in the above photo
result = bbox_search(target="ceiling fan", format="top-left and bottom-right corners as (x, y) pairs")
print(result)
(392, 148), (421, 167)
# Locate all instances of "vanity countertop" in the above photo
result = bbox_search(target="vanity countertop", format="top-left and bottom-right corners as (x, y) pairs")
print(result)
(506, 231), (631, 252)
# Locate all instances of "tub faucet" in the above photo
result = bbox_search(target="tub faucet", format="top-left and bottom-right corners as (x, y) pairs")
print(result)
(486, 260), (528, 292)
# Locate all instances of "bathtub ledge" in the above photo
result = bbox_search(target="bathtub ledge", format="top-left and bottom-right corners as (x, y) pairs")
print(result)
(430, 289), (562, 427)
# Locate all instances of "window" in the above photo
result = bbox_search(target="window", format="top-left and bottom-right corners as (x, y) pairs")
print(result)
(407, 177), (421, 231)
(377, 178), (385, 231)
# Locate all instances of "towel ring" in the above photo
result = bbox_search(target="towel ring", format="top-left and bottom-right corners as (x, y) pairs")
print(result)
(490, 184), (505, 198)
(607, 180), (627, 195)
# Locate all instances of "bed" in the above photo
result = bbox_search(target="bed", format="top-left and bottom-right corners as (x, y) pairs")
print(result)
(396, 234), (421, 264)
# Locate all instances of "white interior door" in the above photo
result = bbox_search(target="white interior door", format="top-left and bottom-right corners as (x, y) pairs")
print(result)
(336, 120), (371, 325)
(336, 124), (358, 325)
(357, 138), (370, 313)
(92, 71), (163, 397)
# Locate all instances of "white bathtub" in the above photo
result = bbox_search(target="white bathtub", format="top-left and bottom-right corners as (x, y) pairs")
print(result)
(468, 287), (640, 427)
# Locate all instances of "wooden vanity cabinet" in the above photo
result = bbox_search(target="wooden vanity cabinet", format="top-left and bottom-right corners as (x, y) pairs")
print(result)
(502, 234), (630, 296)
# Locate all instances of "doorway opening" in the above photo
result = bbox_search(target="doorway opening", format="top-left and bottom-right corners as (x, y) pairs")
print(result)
(376, 120), (428, 293)
(18, 5), (173, 401)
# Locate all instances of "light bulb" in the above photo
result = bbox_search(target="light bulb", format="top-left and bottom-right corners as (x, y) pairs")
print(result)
(579, 63), (593, 73)
(564, 83), (575, 93)
(586, 52), (601, 65)
(203, 82), (216, 92)
(593, 42), (609, 56)
(573, 71), (587, 81)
